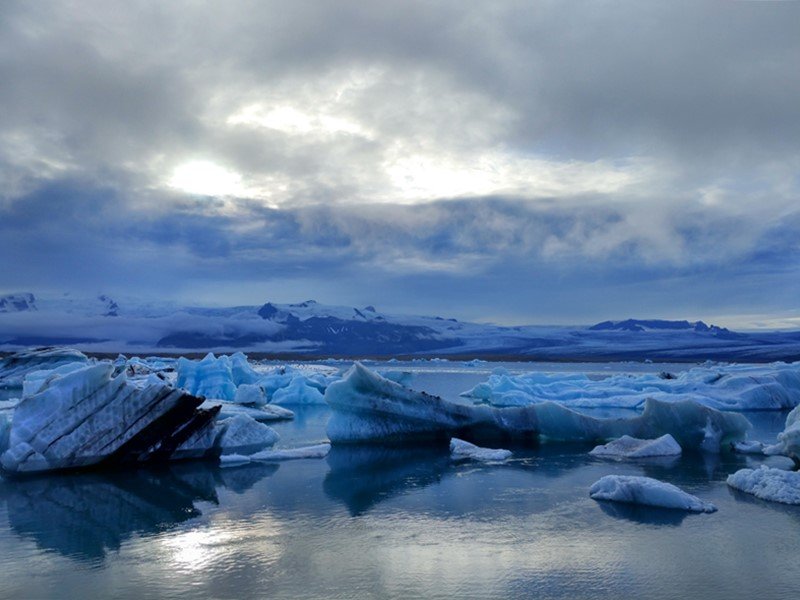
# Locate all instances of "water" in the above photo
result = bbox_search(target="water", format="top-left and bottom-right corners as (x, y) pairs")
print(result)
(0, 364), (798, 599)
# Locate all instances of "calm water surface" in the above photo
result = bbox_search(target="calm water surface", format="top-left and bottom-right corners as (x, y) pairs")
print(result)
(0, 363), (798, 599)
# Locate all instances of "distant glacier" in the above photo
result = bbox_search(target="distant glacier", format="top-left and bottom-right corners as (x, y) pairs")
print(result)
(1, 292), (800, 360)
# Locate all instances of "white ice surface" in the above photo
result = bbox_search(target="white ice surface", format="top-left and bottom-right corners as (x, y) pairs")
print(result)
(590, 475), (717, 512)
(590, 434), (682, 458)
(450, 438), (512, 461)
(726, 466), (800, 505)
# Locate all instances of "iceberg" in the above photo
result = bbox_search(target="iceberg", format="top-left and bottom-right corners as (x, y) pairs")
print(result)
(270, 376), (326, 405)
(325, 364), (750, 451)
(461, 362), (800, 411)
(590, 434), (682, 458)
(589, 475), (717, 512)
(732, 440), (766, 455)
(726, 466), (800, 505)
(176, 353), (237, 401)
(0, 363), (220, 474)
(0, 347), (89, 388)
(216, 414), (280, 455)
(450, 437), (512, 462)
(234, 383), (268, 406)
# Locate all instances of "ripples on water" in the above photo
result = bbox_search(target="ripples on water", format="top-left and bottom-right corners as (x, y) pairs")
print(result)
(0, 366), (798, 599)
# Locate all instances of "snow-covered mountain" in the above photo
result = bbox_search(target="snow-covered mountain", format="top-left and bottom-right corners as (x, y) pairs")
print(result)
(1, 293), (799, 360)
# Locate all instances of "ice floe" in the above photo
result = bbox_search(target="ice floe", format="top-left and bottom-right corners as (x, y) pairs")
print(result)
(450, 438), (512, 461)
(590, 434), (682, 458)
(461, 362), (800, 411)
(726, 465), (800, 505)
(590, 475), (717, 512)
(223, 443), (332, 465)
(325, 363), (750, 451)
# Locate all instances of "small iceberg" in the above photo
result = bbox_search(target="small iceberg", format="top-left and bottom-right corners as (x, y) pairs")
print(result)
(249, 443), (331, 462)
(589, 475), (717, 513)
(590, 434), (682, 459)
(450, 438), (512, 462)
(217, 414), (280, 456)
(726, 466), (800, 505)
(732, 440), (766, 455)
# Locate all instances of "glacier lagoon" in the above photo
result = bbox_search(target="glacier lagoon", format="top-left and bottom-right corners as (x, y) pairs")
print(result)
(0, 361), (798, 599)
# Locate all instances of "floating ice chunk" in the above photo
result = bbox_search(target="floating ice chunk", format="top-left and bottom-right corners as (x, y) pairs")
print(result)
(1, 363), (217, 474)
(590, 475), (717, 513)
(732, 441), (766, 455)
(176, 353), (236, 401)
(200, 400), (294, 422)
(590, 434), (682, 459)
(217, 414), (279, 455)
(271, 376), (326, 405)
(325, 363), (750, 451)
(461, 362), (800, 411)
(249, 443), (331, 461)
(219, 453), (252, 467)
(234, 383), (268, 406)
(727, 466), (800, 505)
(450, 438), (512, 462)
(0, 348), (89, 388)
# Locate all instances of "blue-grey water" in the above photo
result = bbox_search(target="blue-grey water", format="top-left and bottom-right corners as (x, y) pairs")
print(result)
(0, 363), (798, 599)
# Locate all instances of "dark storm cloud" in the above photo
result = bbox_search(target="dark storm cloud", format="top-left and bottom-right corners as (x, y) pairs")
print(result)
(1, 1), (799, 325)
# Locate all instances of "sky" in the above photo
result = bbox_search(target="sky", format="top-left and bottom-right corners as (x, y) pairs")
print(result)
(1, 1), (799, 328)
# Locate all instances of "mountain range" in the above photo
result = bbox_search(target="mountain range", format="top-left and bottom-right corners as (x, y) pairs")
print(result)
(1, 292), (799, 361)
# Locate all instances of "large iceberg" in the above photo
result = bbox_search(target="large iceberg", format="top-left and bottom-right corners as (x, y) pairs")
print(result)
(324, 364), (750, 451)
(727, 466), (800, 505)
(0, 363), (221, 474)
(176, 353), (238, 401)
(461, 362), (800, 411)
(0, 347), (89, 388)
(589, 434), (682, 459)
(589, 475), (717, 512)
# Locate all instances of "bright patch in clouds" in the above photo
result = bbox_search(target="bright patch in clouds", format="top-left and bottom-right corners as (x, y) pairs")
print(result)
(169, 161), (244, 197)
(227, 105), (372, 138)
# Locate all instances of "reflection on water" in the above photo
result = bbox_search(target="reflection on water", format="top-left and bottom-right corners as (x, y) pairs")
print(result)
(0, 462), (277, 562)
(324, 445), (451, 516)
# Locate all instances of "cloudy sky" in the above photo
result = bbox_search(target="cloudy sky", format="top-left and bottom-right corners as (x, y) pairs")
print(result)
(1, 1), (799, 327)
